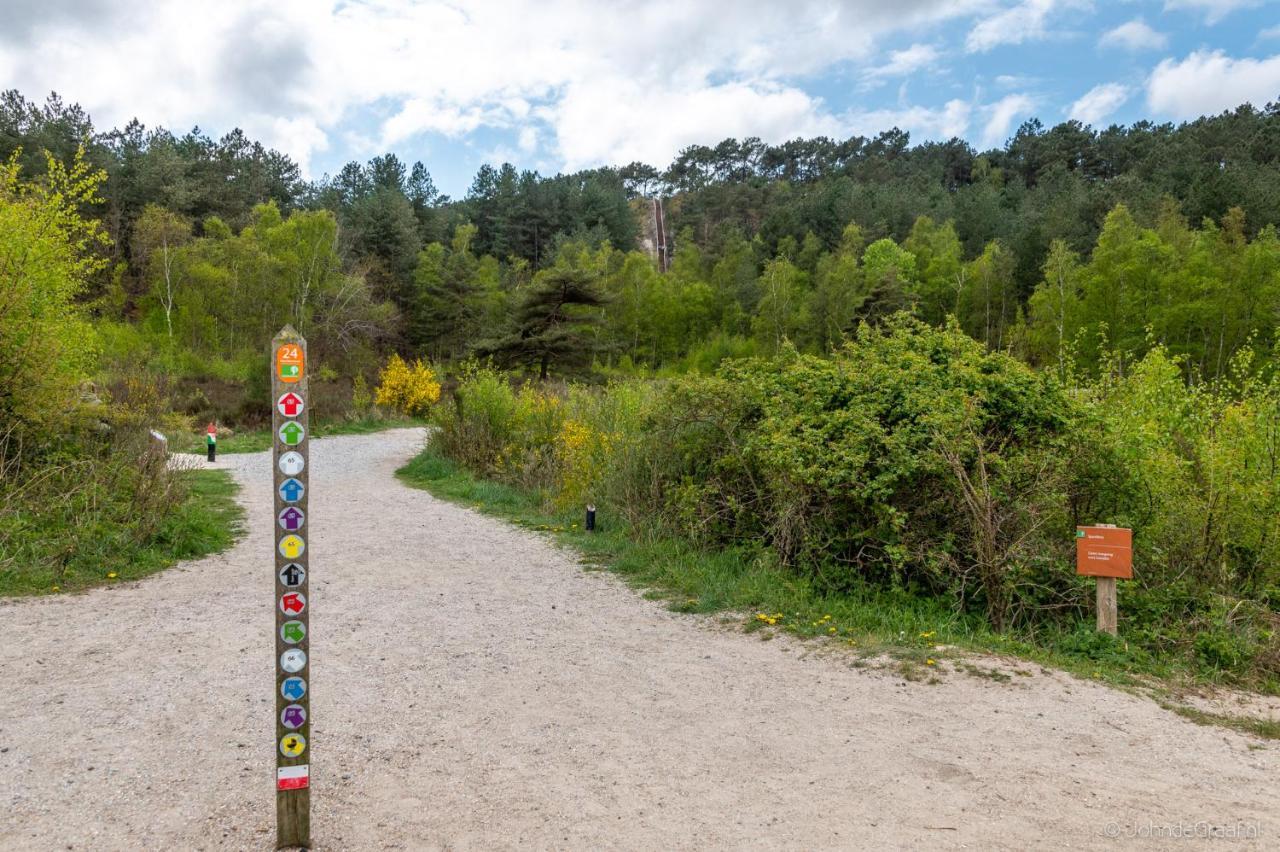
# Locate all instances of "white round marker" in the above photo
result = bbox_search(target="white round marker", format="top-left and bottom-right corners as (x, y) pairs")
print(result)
(280, 648), (307, 673)
(278, 451), (304, 476)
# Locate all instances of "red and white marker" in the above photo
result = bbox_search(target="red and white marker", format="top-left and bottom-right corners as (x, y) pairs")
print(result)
(277, 764), (309, 790)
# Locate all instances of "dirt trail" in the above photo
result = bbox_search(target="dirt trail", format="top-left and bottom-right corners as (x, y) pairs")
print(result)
(1, 428), (1277, 850)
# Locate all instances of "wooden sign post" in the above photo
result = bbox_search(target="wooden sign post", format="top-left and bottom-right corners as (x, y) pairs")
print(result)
(1076, 525), (1132, 636)
(272, 327), (310, 848)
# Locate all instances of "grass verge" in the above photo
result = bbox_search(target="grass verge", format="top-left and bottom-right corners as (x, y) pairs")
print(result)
(398, 444), (1280, 738)
(0, 467), (244, 597)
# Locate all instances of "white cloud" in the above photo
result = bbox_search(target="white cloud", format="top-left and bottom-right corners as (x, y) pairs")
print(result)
(863, 44), (941, 81)
(381, 100), (491, 146)
(1147, 50), (1280, 118)
(1261, 24), (1280, 39)
(1099, 19), (1168, 51)
(1163, 0), (1263, 24)
(517, 127), (539, 155)
(966, 0), (1090, 53)
(552, 79), (841, 171)
(843, 99), (974, 140)
(981, 93), (1036, 147)
(0, 0), (997, 178)
(1068, 83), (1131, 124)
(994, 73), (1039, 88)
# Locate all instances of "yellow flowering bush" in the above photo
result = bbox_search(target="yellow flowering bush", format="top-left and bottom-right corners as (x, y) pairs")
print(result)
(374, 353), (441, 416)
(554, 417), (611, 510)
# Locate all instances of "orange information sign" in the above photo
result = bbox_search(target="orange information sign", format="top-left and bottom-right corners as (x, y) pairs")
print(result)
(276, 343), (304, 383)
(1076, 525), (1132, 579)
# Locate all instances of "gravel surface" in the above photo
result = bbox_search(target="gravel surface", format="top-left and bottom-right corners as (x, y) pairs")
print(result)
(2, 427), (1278, 851)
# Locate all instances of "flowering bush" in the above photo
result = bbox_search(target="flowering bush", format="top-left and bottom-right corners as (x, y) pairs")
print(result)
(374, 353), (440, 416)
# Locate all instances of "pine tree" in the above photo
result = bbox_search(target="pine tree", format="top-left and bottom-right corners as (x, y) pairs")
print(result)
(478, 266), (607, 379)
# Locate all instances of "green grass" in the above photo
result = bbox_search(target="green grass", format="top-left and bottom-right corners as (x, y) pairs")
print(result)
(170, 415), (427, 454)
(398, 445), (1280, 738)
(0, 467), (244, 597)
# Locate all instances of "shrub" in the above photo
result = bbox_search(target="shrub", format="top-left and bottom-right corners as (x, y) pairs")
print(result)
(375, 353), (441, 416)
(352, 373), (372, 414)
(428, 315), (1280, 684)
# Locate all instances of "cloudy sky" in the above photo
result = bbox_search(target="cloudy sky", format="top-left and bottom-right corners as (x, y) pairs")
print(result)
(2, 0), (1278, 195)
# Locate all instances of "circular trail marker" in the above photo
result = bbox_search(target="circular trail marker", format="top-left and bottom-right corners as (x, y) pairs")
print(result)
(278, 507), (305, 532)
(279, 733), (307, 758)
(277, 391), (305, 417)
(278, 535), (305, 560)
(280, 677), (307, 701)
(280, 648), (307, 673)
(279, 420), (305, 447)
(278, 563), (306, 587)
(281, 704), (308, 730)
(278, 451), (305, 476)
(280, 591), (307, 616)
(278, 478), (305, 503)
(280, 620), (306, 644)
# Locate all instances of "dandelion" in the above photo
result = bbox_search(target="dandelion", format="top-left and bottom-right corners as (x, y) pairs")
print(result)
(926, 659), (935, 666)
(51, 585), (60, 592)
(828, 628), (837, 634)
(107, 573), (118, 580)
(919, 631), (935, 639)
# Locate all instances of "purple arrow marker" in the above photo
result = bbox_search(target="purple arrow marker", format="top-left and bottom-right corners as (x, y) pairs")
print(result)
(278, 507), (304, 531)
(282, 705), (306, 729)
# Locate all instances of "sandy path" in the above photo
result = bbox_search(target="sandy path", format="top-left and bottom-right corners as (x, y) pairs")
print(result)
(1, 427), (1277, 851)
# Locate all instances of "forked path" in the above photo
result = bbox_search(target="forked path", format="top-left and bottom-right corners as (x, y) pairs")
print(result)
(2, 428), (1278, 850)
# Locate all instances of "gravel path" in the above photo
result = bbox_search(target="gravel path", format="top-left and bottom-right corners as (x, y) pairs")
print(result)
(2, 428), (1278, 851)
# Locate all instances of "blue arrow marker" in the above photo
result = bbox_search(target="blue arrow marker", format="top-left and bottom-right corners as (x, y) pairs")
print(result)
(281, 677), (306, 701)
(279, 478), (304, 503)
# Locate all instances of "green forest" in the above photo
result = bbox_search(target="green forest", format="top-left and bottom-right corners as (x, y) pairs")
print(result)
(3, 89), (1279, 687)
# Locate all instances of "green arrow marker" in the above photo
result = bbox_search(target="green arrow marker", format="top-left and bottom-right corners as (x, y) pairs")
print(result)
(282, 621), (306, 643)
(280, 422), (304, 446)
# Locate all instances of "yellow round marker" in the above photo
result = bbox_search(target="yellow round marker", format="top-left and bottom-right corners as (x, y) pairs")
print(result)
(280, 733), (307, 758)
(278, 535), (305, 559)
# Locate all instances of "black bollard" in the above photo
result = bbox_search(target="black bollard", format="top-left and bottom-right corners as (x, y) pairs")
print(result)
(585, 504), (596, 532)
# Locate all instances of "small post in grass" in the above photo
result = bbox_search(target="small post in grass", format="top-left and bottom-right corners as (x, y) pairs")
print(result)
(585, 504), (596, 532)
(206, 422), (217, 462)
(1075, 524), (1132, 636)
(272, 327), (310, 848)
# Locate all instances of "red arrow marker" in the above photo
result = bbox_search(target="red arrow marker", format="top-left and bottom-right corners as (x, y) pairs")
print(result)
(277, 392), (304, 417)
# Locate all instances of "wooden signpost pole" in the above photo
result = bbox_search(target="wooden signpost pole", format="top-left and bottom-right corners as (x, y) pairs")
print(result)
(1096, 576), (1118, 635)
(272, 327), (311, 848)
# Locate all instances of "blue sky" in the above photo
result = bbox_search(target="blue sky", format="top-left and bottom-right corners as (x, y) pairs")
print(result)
(2, 0), (1278, 197)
